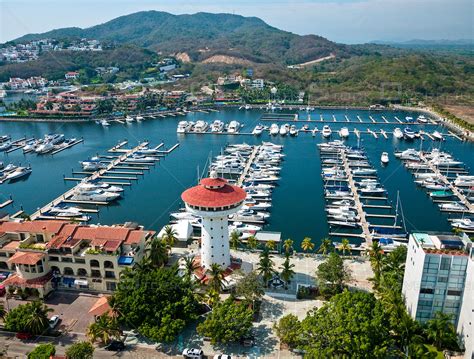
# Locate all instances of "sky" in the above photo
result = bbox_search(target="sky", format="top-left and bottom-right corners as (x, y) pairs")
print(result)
(1, 0), (473, 44)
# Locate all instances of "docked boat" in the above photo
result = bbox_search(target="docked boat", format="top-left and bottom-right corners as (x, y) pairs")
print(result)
(451, 218), (474, 231)
(211, 120), (224, 133)
(439, 202), (467, 211)
(194, 120), (209, 133)
(80, 157), (106, 171)
(352, 168), (377, 176)
(338, 127), (349, 138)
(126, 154), (156, 163)
(0, 142), (12, 152)
(136, 116), (144, 122)
(125, 116), (134, 123)
(432, 131), (444, 141)
(279, 124), (289, 136)
(393, 128), (404, 139)
(48, 206), (84, 217)
(404, 127), (416, 140)
(417, 115), (428, 123)
(359, 185), (385, 195)
(177, 121), (189, 133)
(100, 119), (110, 127)
(35, 142), (54, 154)
(322, 125), (332, 138)
(227, 121), (240, 133)
(72, 189), (121, 202)
(76, 181), (124, 193)
(289, 125), (298, 136)
(269, 124), (280, 136)
(429, 190), (454, 198)
(380, 152), (389, 164)
(3, 166), (32, 183)
(454, 175), (474, 187)
(252, 125), (264, 136)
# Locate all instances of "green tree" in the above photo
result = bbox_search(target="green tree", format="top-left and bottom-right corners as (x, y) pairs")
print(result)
(28, 343), (55, 359)
(0, 303), (5, 320)
(368, 241), (385, 285)
(65, 341), (94, 359)
(182, 255), (198, 282)
(301, 237), (314, 253)
(283, 238), (294, 254)
(207, 263), (226, 293)
(161, 225), (178, 248)
(266, 240), (277, 251)
(145, 236), (169, 268)
(339, 238), (352, 256)
(317, 238), (332, 256)
(246, 235), (258, 251)
(316, 252), (351, 297)
(299, 291), (392, 358)
(197, 298), (253, 344)
(257, 249), (276, 286)
(86, 314), (120, 345)
(274, 314), (301, 349)
(229, 231), (242, 250)
(114, 267), (200, 342)
(133, 257), (153, 273)
(280, 254), (296, 285)
(235, 271), (264, 305)
(424, 312), (459, 351)
(5, 301), (52, 335)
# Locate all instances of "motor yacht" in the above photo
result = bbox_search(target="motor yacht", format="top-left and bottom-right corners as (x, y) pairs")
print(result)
(252, 125), (264, 136)
(125, 116), (134, 123)
(417, 115), (428, 123)
(80, 157), (106, 171)
(451, 218), (474, 231)
(404, 127), (416, 140)
(322, 125), (332, 138)
(269, 124), (280, 135)
(211, 120), (224, 133)
(227, 121), (240, 133)
(194, 120), (209, 133)
(76, 181), (124, 193)
(352, 168), (377, 176)
(289, 125), (298, 136)
(35, 142), (54, 154)
(381, 152), (389, 164)
(432, 131), (444, 141)
(72, 189), (121, 202)
(177, 121), (189, 133)
(136, 116), (144, 122)
(279, 124), (289, 136)
(439, 202), (467, 211)
(3, 166), (32, 183)
(393, 128), (404, 139)
(338, 127), (349, 138)
(0, 142), (12, 152)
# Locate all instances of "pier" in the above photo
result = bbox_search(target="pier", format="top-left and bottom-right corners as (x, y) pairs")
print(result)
(237, 146), (260, 186)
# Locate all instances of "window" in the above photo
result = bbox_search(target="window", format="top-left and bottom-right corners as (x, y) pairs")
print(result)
(438, 276), (448, 283)
(91, 269), (101, 278)
(447, 290), (462, 296)
(106, 282), (116, 291)
(63, 267), (74, 275)
(77, 268), (88, 276)
(90, 259), (100, 268)
(440, 257), (451, 271)
(49, 256), (59, 262)
(61, 257), (73, 263)
(105, 271), (115, 279)
(75, 258), (85, 264)
(36, 234), (44, 243)
(104, 261), (114, 269)
(420, 288), (434, 294)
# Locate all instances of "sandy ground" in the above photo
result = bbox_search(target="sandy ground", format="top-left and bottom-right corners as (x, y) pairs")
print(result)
(442, 105), (474, 125)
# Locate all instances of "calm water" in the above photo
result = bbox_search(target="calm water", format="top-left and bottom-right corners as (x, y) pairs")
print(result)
(0, 108), (472, 249)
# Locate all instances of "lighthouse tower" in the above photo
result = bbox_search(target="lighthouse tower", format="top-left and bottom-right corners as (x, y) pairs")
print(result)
(181, 171), (246, 269)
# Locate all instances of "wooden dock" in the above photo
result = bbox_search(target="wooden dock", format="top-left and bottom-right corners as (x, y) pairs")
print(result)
(237, 146), (259, 186)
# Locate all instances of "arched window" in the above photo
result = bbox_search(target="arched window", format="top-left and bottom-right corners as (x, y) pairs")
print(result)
(0, 262), (8, 270)
(104, 261), (114, 269)
(51, 266), (60, 275)
(90, 259), (100, 268)
(77, 268), (88, 277)
(63, 267), (74, 276)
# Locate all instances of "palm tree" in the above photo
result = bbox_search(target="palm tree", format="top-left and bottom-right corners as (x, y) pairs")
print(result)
(106, 296), (122, 318)
(283, 238), (294, 255)
(368, 240), (384, 283)
(133, 257), (153, 273)
(207, 263), (226, 293)
(183, 255), (199, 281)
(86, 314), (120, 345)
(145, 237), (169, 268)
(425, 312), (458, 350)
(280, 254), (295, 286)
(204, 288), (221, 308)
(317, 238), (332, 256)
(246, 235), (258, 251)
(266, 240), (277, 251)
(301, 237), (315, 254)
(339, 238), (352, 256)
(161, 225), (178, 248)
(26, 301), (53, 335)
(257, 249), (275, 287)
(229, 231), (242, 250)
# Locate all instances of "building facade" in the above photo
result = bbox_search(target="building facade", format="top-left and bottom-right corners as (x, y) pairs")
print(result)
(0, 220), (154, 297)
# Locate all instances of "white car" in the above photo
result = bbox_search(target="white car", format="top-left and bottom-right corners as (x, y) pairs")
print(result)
(182, 348), (204, 359)
(49, 315), (60, 329)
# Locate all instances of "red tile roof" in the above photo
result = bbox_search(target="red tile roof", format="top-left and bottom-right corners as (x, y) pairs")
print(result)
(8, 251), (45, 265)
(0, 221), (66, 234)
(2, 271), (53, 288)
(1, 241), (20, 251)
(182, 177), (246, 208)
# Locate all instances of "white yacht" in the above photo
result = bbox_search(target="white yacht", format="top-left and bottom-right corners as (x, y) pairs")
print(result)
(177, 121), (188, 133)
(352, 168), (377, 176)
(279, 124), (289, 136)
(393, 128), (404, 139)
(439, 202), (467, 211)
(252, 125), (264, 136)
(76, 181), (124, 193)
(269, 124), (279, 135)
(227, 121), (240, 133)
(211, 120), (224, 133)
(72, 189), (121, 202)
(289, 125), (298, 136)
(3, 166), (32, 183)
(451, 218), (474, 231)
(432, 131), (444, 141)
(100, 119), (110, 127)
(135, 116), (144, 122)
(125, 116), (134, 123)
(0, 142), (12, 151)
(417, 115), (428, 123)
(322, 125), (332, 138)
(35, 142), (54, 154)
(194, 120), (209, 133)
(381, 152), (389, 164)
(80, 157), (106, 171)
(338, 127), (349, 138)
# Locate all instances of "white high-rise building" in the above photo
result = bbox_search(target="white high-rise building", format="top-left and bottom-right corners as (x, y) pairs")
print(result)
(181, 172), (246, 269)
(402, 232), (473, 358)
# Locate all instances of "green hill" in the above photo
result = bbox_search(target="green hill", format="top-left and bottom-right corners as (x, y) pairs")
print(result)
(13, 11), (356, 64)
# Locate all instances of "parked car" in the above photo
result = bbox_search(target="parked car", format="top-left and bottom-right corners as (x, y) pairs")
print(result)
(182, 348), (204, 359)
(16, 332), (32, 340)
(104, 340), (126, 351)
(48, 315), (60, 329)
(214, 355), (232, 359)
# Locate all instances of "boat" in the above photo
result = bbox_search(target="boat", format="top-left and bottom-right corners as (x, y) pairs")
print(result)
(126, 154), (156, 163)
(177, 121), (188, 133)
(279, 124), (289, 136)
(125, 116), (134, 123)
(352, 168), (377, 176)
(417, 115), (428, 123)
(289, 125), (298, 136)
(211, 120), (224, 133)
(439, 202), (467, 211)
(48, 206), (84, 217)
(135, 116), (144, 122)
(80, 157), (106, 171)
(72, 189), (121, 202)
(35, 142), (54, 154)
(429, 190), (454, 198)
(252, 125), (264, 136)
(393, 128), (404, 139)
(76, 181), (124, 193)
(404, 127), (416, 140)
(194, 120), (209, 133)
(227, 121), (240, 134)
(322, 125), (332, 138)
(338, 127), (349, 138)
(0, 142), (12, 151)
(378, 238), (407, 251)
(432, 131), (444, 141)
(359, 185), (385, 195)
(269, 124), (280, 136)
(100, 119), (110, 127)
(451, 218), (474, 231)
(3, 166), (32, 183)
(381, 152), (389, 164)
